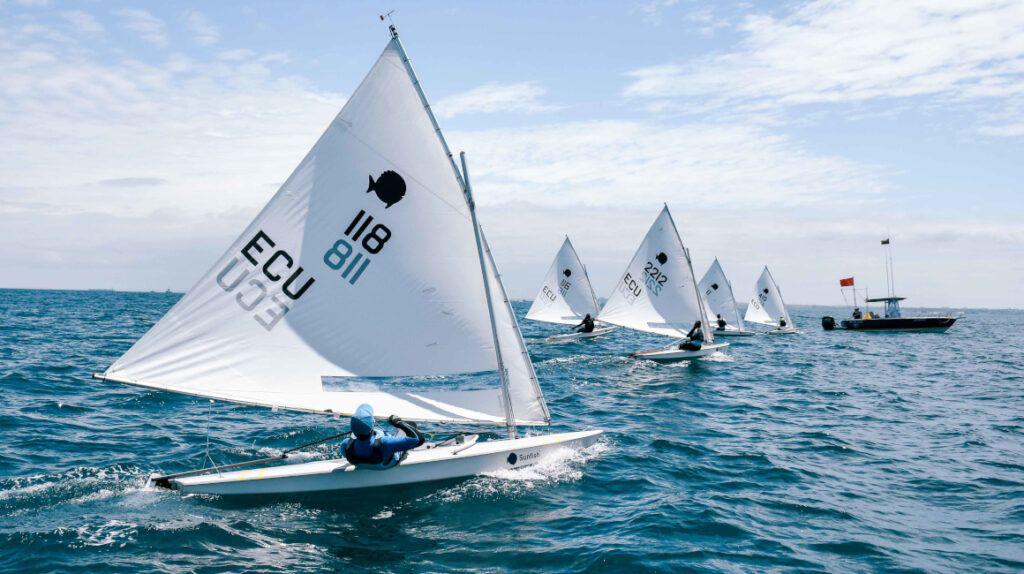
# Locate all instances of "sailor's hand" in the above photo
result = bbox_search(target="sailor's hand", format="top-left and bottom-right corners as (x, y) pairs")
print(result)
(388, 415), (402, 426)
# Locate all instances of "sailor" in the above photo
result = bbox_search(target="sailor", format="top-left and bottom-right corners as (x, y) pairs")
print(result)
(574, 313), (596, 333)
(341, 403), (424, 469)
(852, 307), (862, 319)
(679, 320), (703, 351)
(716, 314), (727, 330)
(779, 316), (788, 328)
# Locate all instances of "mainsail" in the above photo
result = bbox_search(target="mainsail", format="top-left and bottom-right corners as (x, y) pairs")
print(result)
(98, 37), (548, 426)
(525, 237), (600, 325)
(699, 258), (745, 331)
(744, 266), (794, 328)
(598, 206), (711, 342)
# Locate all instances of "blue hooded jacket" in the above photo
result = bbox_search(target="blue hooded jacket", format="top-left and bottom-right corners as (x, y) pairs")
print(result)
(341, 404), (421, 468)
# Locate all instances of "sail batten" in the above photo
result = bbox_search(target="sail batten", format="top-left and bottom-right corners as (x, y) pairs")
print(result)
(598, 206), (711, 341)
(100, 37), (547, 426)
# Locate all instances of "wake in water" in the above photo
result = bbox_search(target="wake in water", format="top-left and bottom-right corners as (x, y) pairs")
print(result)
(426, 439), (610, 504)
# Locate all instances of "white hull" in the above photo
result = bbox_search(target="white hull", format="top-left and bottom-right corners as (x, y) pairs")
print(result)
(630, 342), (730, 362)
(712, 328), (756, 337)
(546, 325), (617, 342)
(167, 430), (602, 496)
(766, 328), (797, 335)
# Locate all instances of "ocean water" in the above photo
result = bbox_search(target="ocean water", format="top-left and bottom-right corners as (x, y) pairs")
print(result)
(0, 288), (1021, 573)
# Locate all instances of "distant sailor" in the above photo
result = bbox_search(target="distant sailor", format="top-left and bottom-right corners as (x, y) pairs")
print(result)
(341, 404), (424, 469)
(574, 313), (596, 334)
(679, 320), (703, 351)
(852, 307), (862, 319)
(779, 316), (788, 329)
(716, 314), (727, 330)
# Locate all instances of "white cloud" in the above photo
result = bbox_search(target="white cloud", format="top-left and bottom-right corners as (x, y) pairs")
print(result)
(435, 82), (558, 119)
(114, 8), (167, 46)
(186, 10), (219, 46)
(0, 21), (344, 226)
(634, 0), (679, 26)
(61, 10), (104, 34)
(624, 0), (1024, 134)
(449, 120), (885, 209)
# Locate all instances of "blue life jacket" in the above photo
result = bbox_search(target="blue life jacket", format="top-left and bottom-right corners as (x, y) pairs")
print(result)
(343, 429), (402, 470)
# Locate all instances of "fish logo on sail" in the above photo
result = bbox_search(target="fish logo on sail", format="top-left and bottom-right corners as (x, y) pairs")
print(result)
(656, 252), (668, 265)
(563, 269), (572, 278)
(367, 170), (406, 208)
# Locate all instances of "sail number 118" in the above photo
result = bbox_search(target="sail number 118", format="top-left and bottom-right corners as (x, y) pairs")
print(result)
(323, 209), (392, 285)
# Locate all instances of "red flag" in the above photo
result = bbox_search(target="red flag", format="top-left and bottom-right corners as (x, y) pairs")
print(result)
(839, 277), (854, 287)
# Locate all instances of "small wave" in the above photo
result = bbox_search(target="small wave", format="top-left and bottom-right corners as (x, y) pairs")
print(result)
(64, 519), (138, 548)
(702, 351), (734, 363)
(428, 440), (609, 504)
(0, 464), (148, 516)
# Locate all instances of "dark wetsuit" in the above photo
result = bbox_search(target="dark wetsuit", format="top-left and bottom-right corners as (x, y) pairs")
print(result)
(679, 324), (703, 351)
(716, 317), (727, 330)
(574, 315), (595, 333)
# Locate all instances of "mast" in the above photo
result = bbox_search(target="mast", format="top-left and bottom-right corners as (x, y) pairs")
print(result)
(389, 25), (516, 437)
(462, 153), (517, 438)
(567, 236), (600, 314)
(664, 206), (713, 343)
(766, 266), (791, 326)
(720, 260), (744, 330)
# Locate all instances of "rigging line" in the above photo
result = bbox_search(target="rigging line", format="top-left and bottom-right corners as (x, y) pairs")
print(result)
(340, 125), (472, 221)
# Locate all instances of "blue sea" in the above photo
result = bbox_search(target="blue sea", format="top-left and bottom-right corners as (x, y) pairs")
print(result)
(0, 288), (1021, 572)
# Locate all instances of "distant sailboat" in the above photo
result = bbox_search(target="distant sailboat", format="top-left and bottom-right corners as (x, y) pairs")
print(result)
(93, 26), (601, 496)
(526, 236), (615, 342)
(744, 266), (796, 334)
(698, 258), (754, 337)
(598, 206), (729, 361)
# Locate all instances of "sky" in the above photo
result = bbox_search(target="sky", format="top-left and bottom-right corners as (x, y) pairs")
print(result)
(1, 0), (1022, 308)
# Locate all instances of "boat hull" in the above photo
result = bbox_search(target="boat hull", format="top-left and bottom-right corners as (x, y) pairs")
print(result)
(630, 342), (730, 362)
(167, 430), (603, 496)
(765, 328), (797, 335)
(546, 325), (617, 342)
(840, 317), (956, 332)
(711, 328), (756, 337)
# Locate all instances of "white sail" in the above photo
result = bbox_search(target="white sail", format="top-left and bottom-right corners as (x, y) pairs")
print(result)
(744, 266), (794, 328)
(699, 258), (745, 330)
(525, 237), (599, 325)
(99, 39), (548, 426)
(598, 206), (711, 342)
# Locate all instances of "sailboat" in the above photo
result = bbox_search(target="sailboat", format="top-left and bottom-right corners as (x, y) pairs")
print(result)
(597, 206), (729, 361)
(698, 258), (754, 337)
(526, 236), (615, 342)
(92, 26), (601, 496)
(744, 266), (796, 334)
